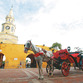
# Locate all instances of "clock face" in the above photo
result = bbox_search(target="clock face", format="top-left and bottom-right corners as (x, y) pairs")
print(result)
(6, 26), (10, 30)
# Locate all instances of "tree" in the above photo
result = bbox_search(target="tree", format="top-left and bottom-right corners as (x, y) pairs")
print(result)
(50, 42), (62, 50)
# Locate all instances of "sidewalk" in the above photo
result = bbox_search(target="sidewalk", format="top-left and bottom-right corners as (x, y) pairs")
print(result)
(0, 68), (83, 83)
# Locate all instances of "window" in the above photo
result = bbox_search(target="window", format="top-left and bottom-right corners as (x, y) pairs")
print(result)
(2, 25), (4, 32)
(11, 27), (14, 32)
(11, 20), (13, 23)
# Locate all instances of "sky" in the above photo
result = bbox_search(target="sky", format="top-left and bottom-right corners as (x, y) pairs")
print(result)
(0, 0), (83, 51)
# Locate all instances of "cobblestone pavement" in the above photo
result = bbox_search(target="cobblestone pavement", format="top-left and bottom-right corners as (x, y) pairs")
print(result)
(0, 67), (83, 83)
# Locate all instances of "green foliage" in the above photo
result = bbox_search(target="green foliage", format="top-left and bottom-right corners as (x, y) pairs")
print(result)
(50, 42), (62, 50)
(26, 60), (28, 63)
(2, 61), (5, 64)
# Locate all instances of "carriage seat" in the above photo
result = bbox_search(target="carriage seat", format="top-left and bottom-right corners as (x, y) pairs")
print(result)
(70, 52), (80, 63)
(70, 52), (79, 58)
(52, 49), (69, 60)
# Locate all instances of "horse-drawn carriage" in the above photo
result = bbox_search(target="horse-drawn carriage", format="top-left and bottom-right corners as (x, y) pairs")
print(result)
(24, 40), (83, 79)
(70, 52), (83, 70)
(46, 49), (83, 76)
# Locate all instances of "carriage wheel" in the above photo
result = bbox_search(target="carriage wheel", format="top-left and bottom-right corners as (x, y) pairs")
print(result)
(81, 58), (83, 71)
(61, 62), (70, 76)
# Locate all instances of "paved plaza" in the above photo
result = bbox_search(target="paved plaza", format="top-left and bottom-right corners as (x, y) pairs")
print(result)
(0, 67), (83, 83)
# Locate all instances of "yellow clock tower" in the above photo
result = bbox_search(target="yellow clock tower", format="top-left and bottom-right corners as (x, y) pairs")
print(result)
(0, 7), (18, 44)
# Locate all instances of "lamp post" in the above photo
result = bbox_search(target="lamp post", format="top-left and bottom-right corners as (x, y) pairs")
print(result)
(67, 46), (71, 52)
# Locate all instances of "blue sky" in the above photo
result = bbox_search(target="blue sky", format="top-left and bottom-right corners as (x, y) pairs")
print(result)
(0, 0), (83, 51)
(0, 0), (43, 20)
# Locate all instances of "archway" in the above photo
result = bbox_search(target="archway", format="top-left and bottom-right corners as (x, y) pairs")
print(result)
(26, 57), (31, 68)
(26, 54), (37, 68)
(0, 53), (5, 69)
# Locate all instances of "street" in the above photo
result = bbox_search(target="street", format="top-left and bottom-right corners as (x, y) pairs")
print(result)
(0, 67), (83, 83)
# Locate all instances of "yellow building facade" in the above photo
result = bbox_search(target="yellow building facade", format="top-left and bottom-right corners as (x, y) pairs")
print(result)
(0, 43), (56, 69)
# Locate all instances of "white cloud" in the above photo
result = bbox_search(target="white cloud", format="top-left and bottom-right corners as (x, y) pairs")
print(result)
(1, 0), (83, 50)
(0, 1), (3, 5)
(54, 0), (83, 24)
(15, 0), (27, 4)
(20, 0), (83, 49)
(43, 0), (57, 6)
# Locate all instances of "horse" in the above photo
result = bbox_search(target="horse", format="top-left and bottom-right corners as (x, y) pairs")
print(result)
(24, 40), (54, 80)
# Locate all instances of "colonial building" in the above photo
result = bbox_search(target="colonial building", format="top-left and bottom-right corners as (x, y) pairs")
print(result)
(0, 7), (18, 44)
(0, 7), (57, 69)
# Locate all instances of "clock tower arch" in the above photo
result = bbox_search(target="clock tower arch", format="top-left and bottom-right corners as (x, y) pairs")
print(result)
(0, 7), (18, 44)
